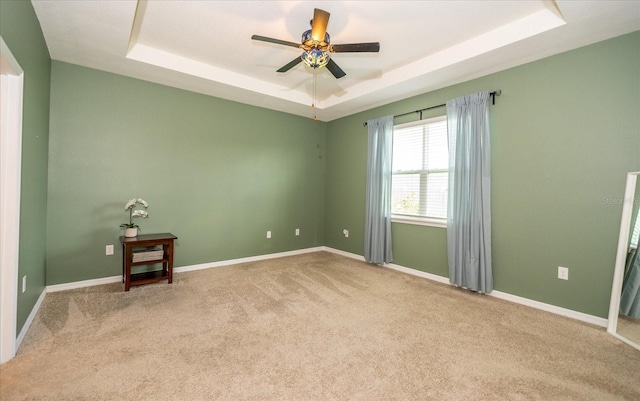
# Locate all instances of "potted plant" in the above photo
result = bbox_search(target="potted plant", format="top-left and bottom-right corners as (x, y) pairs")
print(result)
(120, 198), (148, 237)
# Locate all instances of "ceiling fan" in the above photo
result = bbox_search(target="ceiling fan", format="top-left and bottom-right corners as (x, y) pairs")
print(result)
(251, 8), (380, 79)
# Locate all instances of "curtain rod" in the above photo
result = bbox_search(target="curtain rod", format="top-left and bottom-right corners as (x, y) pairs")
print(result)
(362, 90), (502, 127)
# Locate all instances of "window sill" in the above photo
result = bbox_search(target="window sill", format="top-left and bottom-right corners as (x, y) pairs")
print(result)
(391, 215), (447, 228)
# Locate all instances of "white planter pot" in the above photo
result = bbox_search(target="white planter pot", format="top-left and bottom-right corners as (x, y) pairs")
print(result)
(124, 227), (138, 238)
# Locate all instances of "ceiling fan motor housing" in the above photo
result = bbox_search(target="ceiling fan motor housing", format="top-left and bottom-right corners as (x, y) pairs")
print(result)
(301, 29), (331, 68)
(302, 29), (330, 50)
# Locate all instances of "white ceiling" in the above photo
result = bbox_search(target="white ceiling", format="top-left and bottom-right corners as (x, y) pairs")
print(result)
(31, 0), (640, 121)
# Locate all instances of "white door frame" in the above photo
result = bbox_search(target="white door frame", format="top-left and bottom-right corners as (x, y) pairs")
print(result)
(0, 36), (24, 364)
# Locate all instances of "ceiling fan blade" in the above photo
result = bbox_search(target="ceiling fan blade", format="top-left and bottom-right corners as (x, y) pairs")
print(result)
(326, 59), (346, 79)
(310, 8), (330, 41)
(331, 42), (380, 53)
(277, 57), (303, 73)
(251, 35), (301, 48)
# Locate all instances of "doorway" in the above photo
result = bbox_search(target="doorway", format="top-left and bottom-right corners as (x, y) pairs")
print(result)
(0, 37), (24, 364)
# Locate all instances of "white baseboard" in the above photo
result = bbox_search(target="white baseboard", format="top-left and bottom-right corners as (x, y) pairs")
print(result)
(16, 288), (46, 350)
(320, 247), (366, 261)
(47, 275), (122, 293)
(322, 246), (608, 328)
(174, 246), (325, 273)
(43, 246), (608, 329)
(46, 246), (326, 292)
(21, 247), (324, 354)
(385, 262), (451, 285)
(490, 290), (607, 327)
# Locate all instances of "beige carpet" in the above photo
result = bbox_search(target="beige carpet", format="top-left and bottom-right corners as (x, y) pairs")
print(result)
(1, 251), (639, 400)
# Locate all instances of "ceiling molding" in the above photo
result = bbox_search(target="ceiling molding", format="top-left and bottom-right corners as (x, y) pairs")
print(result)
(32, 0), (640, 121)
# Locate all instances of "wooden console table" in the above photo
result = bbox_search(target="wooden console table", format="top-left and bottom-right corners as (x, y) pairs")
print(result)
(119, 233), (177, 291)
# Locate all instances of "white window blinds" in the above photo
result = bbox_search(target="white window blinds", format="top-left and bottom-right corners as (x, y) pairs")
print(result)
(391, 116), (448, 220)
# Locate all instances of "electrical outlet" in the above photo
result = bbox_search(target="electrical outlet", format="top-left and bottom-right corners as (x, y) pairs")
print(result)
(295, 228), (300, 236)
(343, 229), (349, 238)
(267, 231), (271, 239)
(558, 266), (569, 280)
(106, 245), (114, 255)
(22, 275), (26, 293)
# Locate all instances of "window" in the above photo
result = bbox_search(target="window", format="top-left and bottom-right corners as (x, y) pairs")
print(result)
(391, 116), (448, 226)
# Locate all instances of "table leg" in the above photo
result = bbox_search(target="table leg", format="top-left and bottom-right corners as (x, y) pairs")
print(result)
(167, 241), (174, 284)
(124, 244), (132, 291)
(121, 244), (125, 283)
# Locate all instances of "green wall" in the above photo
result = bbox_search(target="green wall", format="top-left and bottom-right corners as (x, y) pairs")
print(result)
(324, 31), (640, 318)
(46, 62), (326, 284)
(5, 0), (638, 329)
(0, 0), (51, 334)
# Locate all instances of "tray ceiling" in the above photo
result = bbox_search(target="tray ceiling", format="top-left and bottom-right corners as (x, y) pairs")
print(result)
(31, 1), (640, 121)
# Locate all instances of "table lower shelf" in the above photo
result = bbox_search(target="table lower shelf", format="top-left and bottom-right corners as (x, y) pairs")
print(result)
(129, 270), (170, 287)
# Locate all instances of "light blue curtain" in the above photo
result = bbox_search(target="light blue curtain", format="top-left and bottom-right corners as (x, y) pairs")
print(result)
(446, 92), (493, 293)
(364, 115), (394, 264)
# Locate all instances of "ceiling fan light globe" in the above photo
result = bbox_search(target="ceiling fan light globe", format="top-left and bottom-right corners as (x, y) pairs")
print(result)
(301, 49), (330, 69)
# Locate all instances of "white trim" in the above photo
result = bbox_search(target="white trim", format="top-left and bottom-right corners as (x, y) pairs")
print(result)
(0, 37), (24, 365)
(391, 216), (447, 228)
(174, 247), (324, 274)
(15, 289), (46, 351)
(607, 172), (640, 335)
(386, 262), (450, 285)
(47, 276), (123, 293)
(322, 247), (608, 328)
(320, 247), (365, 261)
(47, 247), (326, 292)
(491, 290), (607, 327)
(42, 246), (610, 336)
